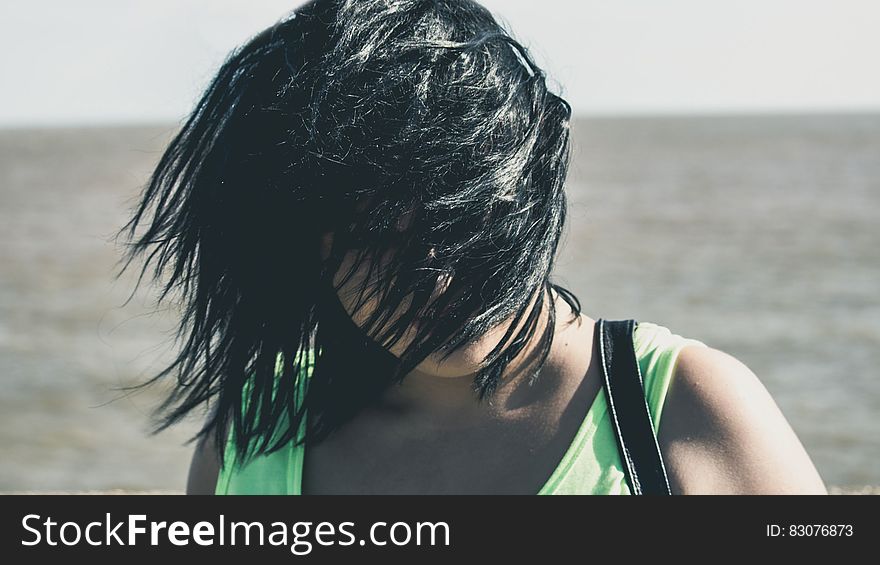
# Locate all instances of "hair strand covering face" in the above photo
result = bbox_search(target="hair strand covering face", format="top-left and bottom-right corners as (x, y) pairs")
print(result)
(115, 0), (581, 466)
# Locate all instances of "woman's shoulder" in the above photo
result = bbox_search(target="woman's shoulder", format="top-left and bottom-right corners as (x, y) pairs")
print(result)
(626, 321), (709, 433)
(187, 350), (316, 496)
(631, 321), (710, 385)
(655, 335), (828, 494)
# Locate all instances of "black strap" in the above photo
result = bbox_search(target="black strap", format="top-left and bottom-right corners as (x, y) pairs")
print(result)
(597, 318), (672, 495)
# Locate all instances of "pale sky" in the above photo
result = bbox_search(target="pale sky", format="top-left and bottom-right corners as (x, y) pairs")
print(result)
(1, 0), (878, 127)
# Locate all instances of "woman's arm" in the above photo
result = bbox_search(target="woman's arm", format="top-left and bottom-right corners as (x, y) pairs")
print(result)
(185, 431), (221, 495)
(658, 345), (828, 495)
(185, 404), (229, 495)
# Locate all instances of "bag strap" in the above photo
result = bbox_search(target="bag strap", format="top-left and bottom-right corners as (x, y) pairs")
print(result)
(597, 318), (673, 495)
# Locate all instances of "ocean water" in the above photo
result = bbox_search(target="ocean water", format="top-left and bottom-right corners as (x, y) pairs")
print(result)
(0, 114), (877, 491)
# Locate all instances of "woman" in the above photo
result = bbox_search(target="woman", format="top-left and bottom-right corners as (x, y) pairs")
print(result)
(119, 0), (827, 494)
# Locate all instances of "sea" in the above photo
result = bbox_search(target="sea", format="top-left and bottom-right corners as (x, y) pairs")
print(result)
(0, 114), (877, 491)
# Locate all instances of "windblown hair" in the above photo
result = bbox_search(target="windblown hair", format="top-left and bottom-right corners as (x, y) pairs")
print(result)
(117, 0), (580, 464)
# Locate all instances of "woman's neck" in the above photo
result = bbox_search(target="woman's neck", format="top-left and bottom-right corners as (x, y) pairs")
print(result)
(377, 288), (578, 420)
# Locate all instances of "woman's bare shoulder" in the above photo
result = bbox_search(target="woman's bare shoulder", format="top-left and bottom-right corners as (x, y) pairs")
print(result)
(185, 408), (229, 495)
(657, 344), (828, 495)
(186, 432), (221, 495)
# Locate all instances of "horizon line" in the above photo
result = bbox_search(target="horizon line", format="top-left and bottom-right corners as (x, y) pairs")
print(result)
(2, 107), (878, 132)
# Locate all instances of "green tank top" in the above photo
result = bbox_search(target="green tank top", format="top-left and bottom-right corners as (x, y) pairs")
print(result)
(215, 321), (707, 495)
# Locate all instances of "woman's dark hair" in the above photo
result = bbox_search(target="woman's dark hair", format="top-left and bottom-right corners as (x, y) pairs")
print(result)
(116, 0), (579, 465)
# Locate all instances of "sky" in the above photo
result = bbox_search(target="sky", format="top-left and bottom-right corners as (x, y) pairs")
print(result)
(1, 0), (878, 127)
